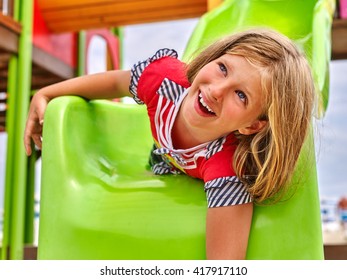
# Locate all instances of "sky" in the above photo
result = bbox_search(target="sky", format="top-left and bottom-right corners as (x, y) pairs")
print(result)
(122, 19), (199, 68)
(314, 59), (347, 199)
(0, 18), (347, 213)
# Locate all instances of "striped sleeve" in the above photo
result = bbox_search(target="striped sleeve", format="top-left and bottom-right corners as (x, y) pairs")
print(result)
(129, 48), (178, 104)
(204, 176), (252, 208)
(157, 78), (186, 104)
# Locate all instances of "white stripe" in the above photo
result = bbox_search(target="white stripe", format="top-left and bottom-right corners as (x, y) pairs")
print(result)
(205, 177), (252, 207)
(165, 104), (176, 148)
(154, 95), (164, 146)
(158, 99), (172, 148)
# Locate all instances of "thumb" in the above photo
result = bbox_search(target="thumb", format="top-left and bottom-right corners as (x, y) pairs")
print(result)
(35, 97), (49, 125)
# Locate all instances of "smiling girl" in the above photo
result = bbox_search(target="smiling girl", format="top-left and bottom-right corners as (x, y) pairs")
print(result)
(24, 28), (315, 259)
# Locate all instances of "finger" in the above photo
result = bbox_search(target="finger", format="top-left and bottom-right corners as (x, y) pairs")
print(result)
(24, 140), (32, 156)
(24, 118), (42, 155)
(24, 126), (33, 156)
(32, 134), (43, 150)
(35, 99), (47, 125)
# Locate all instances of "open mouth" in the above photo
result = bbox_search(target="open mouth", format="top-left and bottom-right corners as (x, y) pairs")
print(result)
(198, 93), (216, 116)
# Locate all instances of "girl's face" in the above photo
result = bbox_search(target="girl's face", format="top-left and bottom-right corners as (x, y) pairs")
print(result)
(179, 54), (267, 144)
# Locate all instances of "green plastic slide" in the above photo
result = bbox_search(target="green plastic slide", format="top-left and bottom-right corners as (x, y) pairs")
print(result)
(38, 0), (332, 259)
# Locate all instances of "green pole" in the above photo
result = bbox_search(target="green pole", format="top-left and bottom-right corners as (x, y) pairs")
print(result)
(1, 0), (21, 260)
(10, 0), (33, 259)
(112, 27), (124, 70)
(24, 141), (37, 244)
(2, 0), (33, 260)
(78, 31), (86, 76)
(1, 56), (18, 260)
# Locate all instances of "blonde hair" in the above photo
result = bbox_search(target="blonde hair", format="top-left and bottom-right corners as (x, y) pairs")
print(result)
(187, 28), (315, 203)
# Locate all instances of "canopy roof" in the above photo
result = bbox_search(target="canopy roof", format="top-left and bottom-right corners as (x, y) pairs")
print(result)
(37, 0), (207, 33)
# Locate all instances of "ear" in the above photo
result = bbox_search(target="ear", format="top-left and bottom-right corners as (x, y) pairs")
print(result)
(238, 120), (267, 135)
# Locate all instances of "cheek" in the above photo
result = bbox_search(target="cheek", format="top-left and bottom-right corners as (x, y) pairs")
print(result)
(196, 65), (216, 81)
(222, 102), (251, 127)
(223, 97), (242, 116)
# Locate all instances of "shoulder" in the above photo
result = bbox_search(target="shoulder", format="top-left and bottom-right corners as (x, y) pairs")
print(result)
(129, 49), (190, 104)
(201, 134), (239, 182)
(136, 49), (189, 93)
(130, 49), (179, 81)
(198, 135), (252, 207)
(129, 49), (190, 103)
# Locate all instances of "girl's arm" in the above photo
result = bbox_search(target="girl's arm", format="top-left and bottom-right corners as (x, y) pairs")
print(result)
(206, 202), (253, 259)
(24, 70), (131, 156)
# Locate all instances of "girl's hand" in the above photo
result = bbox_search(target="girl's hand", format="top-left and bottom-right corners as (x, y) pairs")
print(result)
(23, 70), (131, 156)
(24, 92), (50, 156)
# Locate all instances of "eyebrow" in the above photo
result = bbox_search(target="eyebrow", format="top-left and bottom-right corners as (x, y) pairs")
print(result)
(223, 56), (257, 103)
(244, 84), (256, 102)
(223, 54), (256, 105)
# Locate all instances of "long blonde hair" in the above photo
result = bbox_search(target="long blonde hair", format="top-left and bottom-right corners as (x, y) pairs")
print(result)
(187, 29), (315, 203)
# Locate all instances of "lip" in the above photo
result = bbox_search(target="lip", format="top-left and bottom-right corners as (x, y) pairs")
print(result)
(194, 90), (216, 117)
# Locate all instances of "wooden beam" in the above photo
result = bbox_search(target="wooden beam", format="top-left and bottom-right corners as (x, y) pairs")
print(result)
(324, 244), (347, 260)
(0, 245), (38, 260)
(38, 0), (206, 12)
(45, 7), (206, 32)
(0, 13), (21, 34)
(0, 67), (9, 78)
(331, 19), (347, 60)
(37, 0), (207, 33)
(39, 0), (206, 20)
(0, 13), (20, 93)
(0, 15), (20, 54)
(0, 53), (11, 70)
(32, 45), (75, 81)
(31, 73), (67, 90)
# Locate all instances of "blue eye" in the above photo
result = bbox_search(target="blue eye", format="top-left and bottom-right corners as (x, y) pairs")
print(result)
(236, 90), (247, 103)
(218, 63), (227, 76)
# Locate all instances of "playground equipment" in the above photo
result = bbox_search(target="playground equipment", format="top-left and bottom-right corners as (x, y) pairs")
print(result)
(37, 0), (332, 259)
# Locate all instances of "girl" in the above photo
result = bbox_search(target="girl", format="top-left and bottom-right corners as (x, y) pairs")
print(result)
(24, 28), (315, 259)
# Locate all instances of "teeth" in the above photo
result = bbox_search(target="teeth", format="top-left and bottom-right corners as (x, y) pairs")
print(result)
(199, 93), (215, 114)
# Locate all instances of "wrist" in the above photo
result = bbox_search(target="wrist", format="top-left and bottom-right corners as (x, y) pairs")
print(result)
(34, 88), (53, 103)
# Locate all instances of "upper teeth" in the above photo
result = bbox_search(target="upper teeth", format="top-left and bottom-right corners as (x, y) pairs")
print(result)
(199, 93), (215, 113)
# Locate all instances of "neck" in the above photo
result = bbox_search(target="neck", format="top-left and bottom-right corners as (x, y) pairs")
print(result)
(171, 112), (203, 150)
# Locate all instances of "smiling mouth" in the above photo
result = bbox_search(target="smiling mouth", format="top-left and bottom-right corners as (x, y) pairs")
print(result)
(198, 93), (216, 115)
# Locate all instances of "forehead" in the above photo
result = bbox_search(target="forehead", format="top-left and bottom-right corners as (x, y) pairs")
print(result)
(222, 53), (268, 108)
(236, 54), (272, 99)
(221, 54), (263, 85)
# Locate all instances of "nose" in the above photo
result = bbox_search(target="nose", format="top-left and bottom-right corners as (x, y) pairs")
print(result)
(209, 83), (227, 101)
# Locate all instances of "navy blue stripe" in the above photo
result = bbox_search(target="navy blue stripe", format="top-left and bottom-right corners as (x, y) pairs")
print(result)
(205, 176), (252, 207)
(158, 78), (185, 103)
(129, 49), (178, 104)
